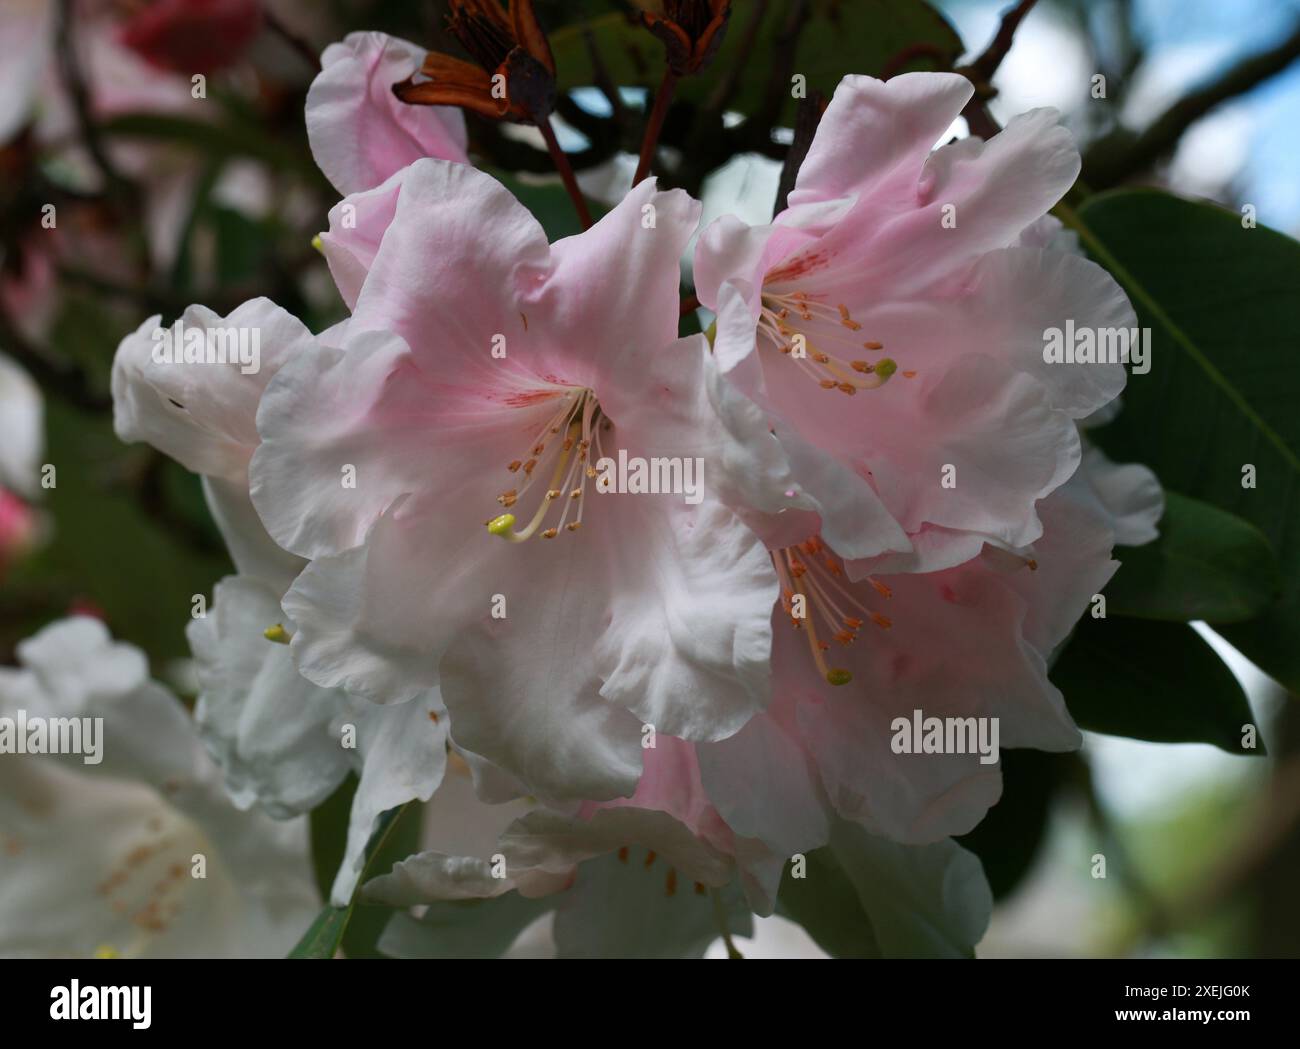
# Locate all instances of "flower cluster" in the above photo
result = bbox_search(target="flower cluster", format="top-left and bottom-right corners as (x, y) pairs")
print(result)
(91, 15), (1162, 956)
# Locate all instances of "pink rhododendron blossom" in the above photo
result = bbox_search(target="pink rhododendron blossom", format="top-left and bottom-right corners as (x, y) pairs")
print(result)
(118, 0), (264, 76)
(307, 32), (469, 196)
(366, 735), (992, 958)
(694, 73), (1136, 572)
(249, 160), (778, 802)
(697, 442), (1162, 847)
(112, 301), (448, 904)
(0, 488), (39, 581)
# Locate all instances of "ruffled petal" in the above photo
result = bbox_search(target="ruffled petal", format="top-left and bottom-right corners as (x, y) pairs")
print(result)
(307, 32), (468, 197)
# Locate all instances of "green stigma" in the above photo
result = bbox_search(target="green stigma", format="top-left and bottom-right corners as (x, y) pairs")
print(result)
(825, 668), (852, 686)
(874, 358), (898, 380)
(310, 234), (324, 254)
(487, 513), (517, 537)
(264, 623), (291, 644)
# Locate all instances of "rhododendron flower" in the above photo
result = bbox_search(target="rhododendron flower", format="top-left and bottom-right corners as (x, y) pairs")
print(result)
(0, 488), (39, 582)
(0, 617), (318, 958)
(249, 160), (777, 802)
(694, 72), (1136, 572)
(0, 352), (42, 498)
(697, 442), (1162, 847)
(393, 0), (557, 123)
(112, 300), (447, 903)
(118, 0), (263, 76)
(307, 32), (468, 197)
(0, 0), (54, 145)
(366, 734), (992, 958)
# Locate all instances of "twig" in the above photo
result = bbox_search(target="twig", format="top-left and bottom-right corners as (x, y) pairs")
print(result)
(881, 42), (950, 80)
(634, 69), (678, 186)
(55, 0), (127, 198)
(263, 9), (321, 72)
(537, 118), (593, 229)
(1083, 19), (1300, 188)
(955, 0), (1040, 139)
(773, 90), (824, 217)
(960, 0), (1039, 84)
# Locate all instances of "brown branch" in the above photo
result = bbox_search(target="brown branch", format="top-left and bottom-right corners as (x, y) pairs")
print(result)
(538, 117), (593, 229)
(263, 9), (321, 72)
(773, 89), (824, 217)
(881, 42), (950, 81)
(634, 69), (678, 186)
(1083, 19), (1300, 189)
(55, 0), (127, 198)
(954, 0), (1040, 139)
(960, 0), (1039, 84)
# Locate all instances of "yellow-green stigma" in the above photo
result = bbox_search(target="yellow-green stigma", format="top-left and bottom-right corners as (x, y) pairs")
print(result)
(487, 513), (516, 536)
(264, 623), (291, 644)
(756, 286), (910, 394)
(773, 536), (894, 690)
(486, 387), (605, 543)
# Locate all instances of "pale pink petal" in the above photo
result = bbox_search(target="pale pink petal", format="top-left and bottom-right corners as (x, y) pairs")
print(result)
(307, 32), (468, 196)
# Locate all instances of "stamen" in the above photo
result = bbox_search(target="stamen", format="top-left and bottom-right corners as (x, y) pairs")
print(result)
(758, 289), (902, 395)
(486, 388), (606, 543)
(771, 536), (897, 686)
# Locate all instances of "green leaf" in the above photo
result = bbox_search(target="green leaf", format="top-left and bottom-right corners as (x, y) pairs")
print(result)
(551, 0), (962, 124)
(1105, 491), (1279, 623)
(289, 802), (413, 959)
(1063, 189), (1300, 689)
(777, 820), (991, 958)
(1052, 616), (1260, 753)
(308, 775), (356, 904)
(957, 750), (1064, 901)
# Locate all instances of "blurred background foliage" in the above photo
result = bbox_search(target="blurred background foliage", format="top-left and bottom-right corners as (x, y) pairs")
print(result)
(3, 0), (1299, 957)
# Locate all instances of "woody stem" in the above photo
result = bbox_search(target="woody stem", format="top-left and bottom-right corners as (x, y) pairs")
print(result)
(538, 117), (593, 230)
(634, 69), (678, 186)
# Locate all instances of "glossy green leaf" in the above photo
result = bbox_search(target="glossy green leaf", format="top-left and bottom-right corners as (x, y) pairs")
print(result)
(1064, 189), (1300, 689)
(777, 820), (991, 958)
(1105, 491), (1279, 623)
(1052, 616), (1260, 753)
(289, 803), (413, 959)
